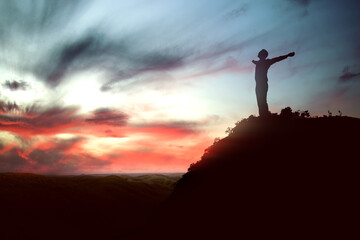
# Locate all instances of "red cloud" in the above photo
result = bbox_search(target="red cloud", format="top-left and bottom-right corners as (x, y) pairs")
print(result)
(0, 137), (110, 174)
(0, 133), (212, 174)
(0, 105), (82, 139)
(1, 102), (214, 173)
(0, 105), (131, 139)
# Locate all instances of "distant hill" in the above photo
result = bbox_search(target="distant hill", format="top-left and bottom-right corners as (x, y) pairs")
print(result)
(0, 173), (180, 240)
(135, 110), (360, 239)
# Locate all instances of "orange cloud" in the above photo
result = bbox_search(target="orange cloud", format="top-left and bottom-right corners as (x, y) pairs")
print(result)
(1, 104), (214, 173)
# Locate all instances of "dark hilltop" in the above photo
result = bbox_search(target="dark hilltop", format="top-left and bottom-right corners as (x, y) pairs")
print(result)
(133, 108), (360, 239)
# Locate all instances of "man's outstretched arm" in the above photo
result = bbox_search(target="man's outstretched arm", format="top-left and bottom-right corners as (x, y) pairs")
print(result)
(269, 52), (295, 65)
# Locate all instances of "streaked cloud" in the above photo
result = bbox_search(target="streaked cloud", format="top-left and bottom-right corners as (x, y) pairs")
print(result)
(286, 0), (312, 7)
(339, 66), (360, 82)
(86, 108), (128, 126)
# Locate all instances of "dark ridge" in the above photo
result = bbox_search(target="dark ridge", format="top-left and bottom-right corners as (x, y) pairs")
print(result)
(133, 112), (360, 239)
(0, 173), (179, 240)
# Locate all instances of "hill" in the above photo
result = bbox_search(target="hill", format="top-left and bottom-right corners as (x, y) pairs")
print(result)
(134, 111), (360, 239)
(0, 173), (181, 240)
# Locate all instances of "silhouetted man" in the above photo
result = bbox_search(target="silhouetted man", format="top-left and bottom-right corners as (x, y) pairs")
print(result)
(252, 49), (295, 117)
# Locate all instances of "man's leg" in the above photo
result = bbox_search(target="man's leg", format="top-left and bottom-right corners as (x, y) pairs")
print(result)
(256, 83), (269, 117)
(262, 83), (269, 115)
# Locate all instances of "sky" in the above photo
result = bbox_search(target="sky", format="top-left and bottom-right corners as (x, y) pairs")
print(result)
(1, 0), (360, 174)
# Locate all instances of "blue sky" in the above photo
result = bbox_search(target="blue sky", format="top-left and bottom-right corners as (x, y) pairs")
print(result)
(0, 0), (359, 173)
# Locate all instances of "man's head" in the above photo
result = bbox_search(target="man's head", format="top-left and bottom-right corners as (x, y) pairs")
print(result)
(258, 49), (268, 60)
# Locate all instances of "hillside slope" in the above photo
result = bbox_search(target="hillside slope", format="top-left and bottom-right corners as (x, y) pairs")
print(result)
(136, 113), (360, 239)
(0, 173), (180, 240)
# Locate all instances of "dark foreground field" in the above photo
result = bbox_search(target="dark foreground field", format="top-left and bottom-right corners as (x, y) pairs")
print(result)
(0, 173), (181, 240)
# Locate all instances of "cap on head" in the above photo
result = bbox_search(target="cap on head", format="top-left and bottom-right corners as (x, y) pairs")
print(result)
(258, 49), (268, 59)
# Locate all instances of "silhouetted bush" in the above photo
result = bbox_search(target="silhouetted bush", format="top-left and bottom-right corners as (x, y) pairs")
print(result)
(280, 107), (293, 118)
(279, 107), (312, 119)
(301, 110), (310, 118)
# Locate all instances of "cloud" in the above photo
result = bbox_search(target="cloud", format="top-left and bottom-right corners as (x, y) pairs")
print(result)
(26, 137), (85, 166)
(132, 121), (200, 135)
(181, 57), (252, 80)
(0, 100), (211, 141)
(2, 80), (29, 91)
(30, 31), (186, 89)
(287, 0), (312, 7)
(41, 36), (98, 87)
(0, 99), (218, 173)
(1, 98), (219, 138)
(0, 101), (128, 138)
(130, 115), (220, 139)
(0, 0), (86, 35)
(0, 0), (89, 86)
(0, 1), (251, 92)
(0, 117), (212, 174)
(0, 101), (20, 113)
(86, 108), (128, 126)
(0, 103), (81, 137)
(0, 136), (109, 174)
(0, 148), (29, 172)
(100, 43), (248, 92)
(225, 4), (249, 20)
(27, 106), (80, 129)
(28, 149), (62, 165)
(0, 0), (255, 93)
(98, 47), (185, 91)
(339, 66), (360, 82)
(49, 137), (86, 153)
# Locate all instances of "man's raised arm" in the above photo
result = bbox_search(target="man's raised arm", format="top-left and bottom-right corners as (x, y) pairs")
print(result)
(269, 52), (295, 65)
